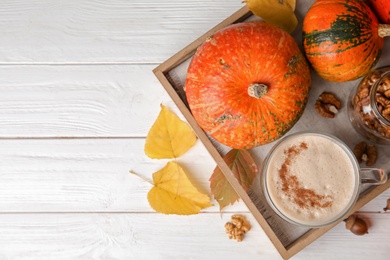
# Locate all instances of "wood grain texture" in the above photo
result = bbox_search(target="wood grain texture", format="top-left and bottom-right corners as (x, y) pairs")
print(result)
(0, 137), (388, 214)
(0, 0), (389, 258)
(0, 0), (242, 63)
(0, 138), (244, 212)
(0, 213), (281, 259)
(0, 213), (388, 259)
(0, 65), (179, 137)
(296, 212), (390, 259)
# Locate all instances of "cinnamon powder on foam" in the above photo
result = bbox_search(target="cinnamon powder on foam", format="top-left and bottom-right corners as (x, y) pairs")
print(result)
(279, 142), (334, 210)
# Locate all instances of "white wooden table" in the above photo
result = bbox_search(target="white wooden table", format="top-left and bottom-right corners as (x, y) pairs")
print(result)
(0, 0), (389, 259)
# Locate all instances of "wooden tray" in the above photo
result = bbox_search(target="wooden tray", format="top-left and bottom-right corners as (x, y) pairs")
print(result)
(153, 5), (390, 259)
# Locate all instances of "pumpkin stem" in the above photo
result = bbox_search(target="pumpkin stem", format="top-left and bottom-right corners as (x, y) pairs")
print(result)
(378, 24), (390, 38)
(248, 83), (268, 99)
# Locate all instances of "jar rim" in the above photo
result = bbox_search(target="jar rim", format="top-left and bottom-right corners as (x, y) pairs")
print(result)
(370, 70), (390, 127)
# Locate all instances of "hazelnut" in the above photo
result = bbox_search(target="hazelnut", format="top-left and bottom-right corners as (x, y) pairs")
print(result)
(344, 215), (368, 236)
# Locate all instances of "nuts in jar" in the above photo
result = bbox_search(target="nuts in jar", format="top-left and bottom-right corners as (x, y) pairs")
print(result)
(348, 67), (390, 144)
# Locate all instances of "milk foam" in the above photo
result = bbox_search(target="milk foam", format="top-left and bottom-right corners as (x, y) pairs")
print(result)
(266, 134), (357, 226)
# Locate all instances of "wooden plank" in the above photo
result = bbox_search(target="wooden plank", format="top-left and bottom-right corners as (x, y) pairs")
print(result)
(153, 6), (253, 74)
(0, 138), (254, 213)
(0, 212), (388, 259)
(0, 212), (280, 259)
(0, 137), (388, 213)
(0, 0), (242, 63)
(0, 64), (183, 137)
(297, 212), (390, 259)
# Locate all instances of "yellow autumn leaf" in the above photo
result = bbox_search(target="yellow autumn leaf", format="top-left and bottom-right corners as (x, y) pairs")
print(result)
(285, 0), (296, 11)
(244, 0), (298, 33)
(145, 104), (197, 159)
(147, 161), (213, 215)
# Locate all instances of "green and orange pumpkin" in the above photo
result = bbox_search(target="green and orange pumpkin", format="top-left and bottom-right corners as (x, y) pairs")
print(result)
(184, 22), (311, 149)
(303, 0), (390, 82)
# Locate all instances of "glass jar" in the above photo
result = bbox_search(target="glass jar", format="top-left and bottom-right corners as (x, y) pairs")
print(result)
(348, 67), (390, 144)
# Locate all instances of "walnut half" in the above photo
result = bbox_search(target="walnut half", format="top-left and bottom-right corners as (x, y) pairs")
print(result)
(353, 141), (377, 166)
(225, 215), (251, 242)
(315, 92), (342, 118)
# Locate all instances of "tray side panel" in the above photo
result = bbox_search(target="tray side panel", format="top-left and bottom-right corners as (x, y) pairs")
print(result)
(154, 68), (290, 258)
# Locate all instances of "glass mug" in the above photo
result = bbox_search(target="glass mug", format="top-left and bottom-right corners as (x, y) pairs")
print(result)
(261, 131), (387, 228)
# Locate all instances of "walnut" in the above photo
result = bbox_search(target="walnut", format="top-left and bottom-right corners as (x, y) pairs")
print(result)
(377, 75), (390, 93)
(376, 95), (390, 107)
(357, 87), (369, 100)
(354, 96), (369, 113)
(362, 114), (376, 129)
(353, 141), (367, 163)
(384, 90), (390, 98)
(375, 79), (390, 122)
(375, 89), (390, 124)
(382, 107), (390, 120)
(225, 215), (251, 242)
(353, 141), (377, 166)
(352, 72), (390, 141)
(367, 70), (383, 85)
(315, 92), (342, 118)
(366, 144), (377, 166)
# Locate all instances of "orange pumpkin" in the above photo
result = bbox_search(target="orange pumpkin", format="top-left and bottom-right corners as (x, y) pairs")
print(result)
(303, 0), (390, 82)
(185, 22), (311, 149)
(369, 0), (390, 24)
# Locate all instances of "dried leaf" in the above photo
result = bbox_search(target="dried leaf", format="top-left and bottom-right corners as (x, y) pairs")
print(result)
(145, 104), (197, 159)
(147, 161), (213, 215)
(210, 149), (258, 211)
(244, 0), (298, 33)
(286, 0), (296, 11)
